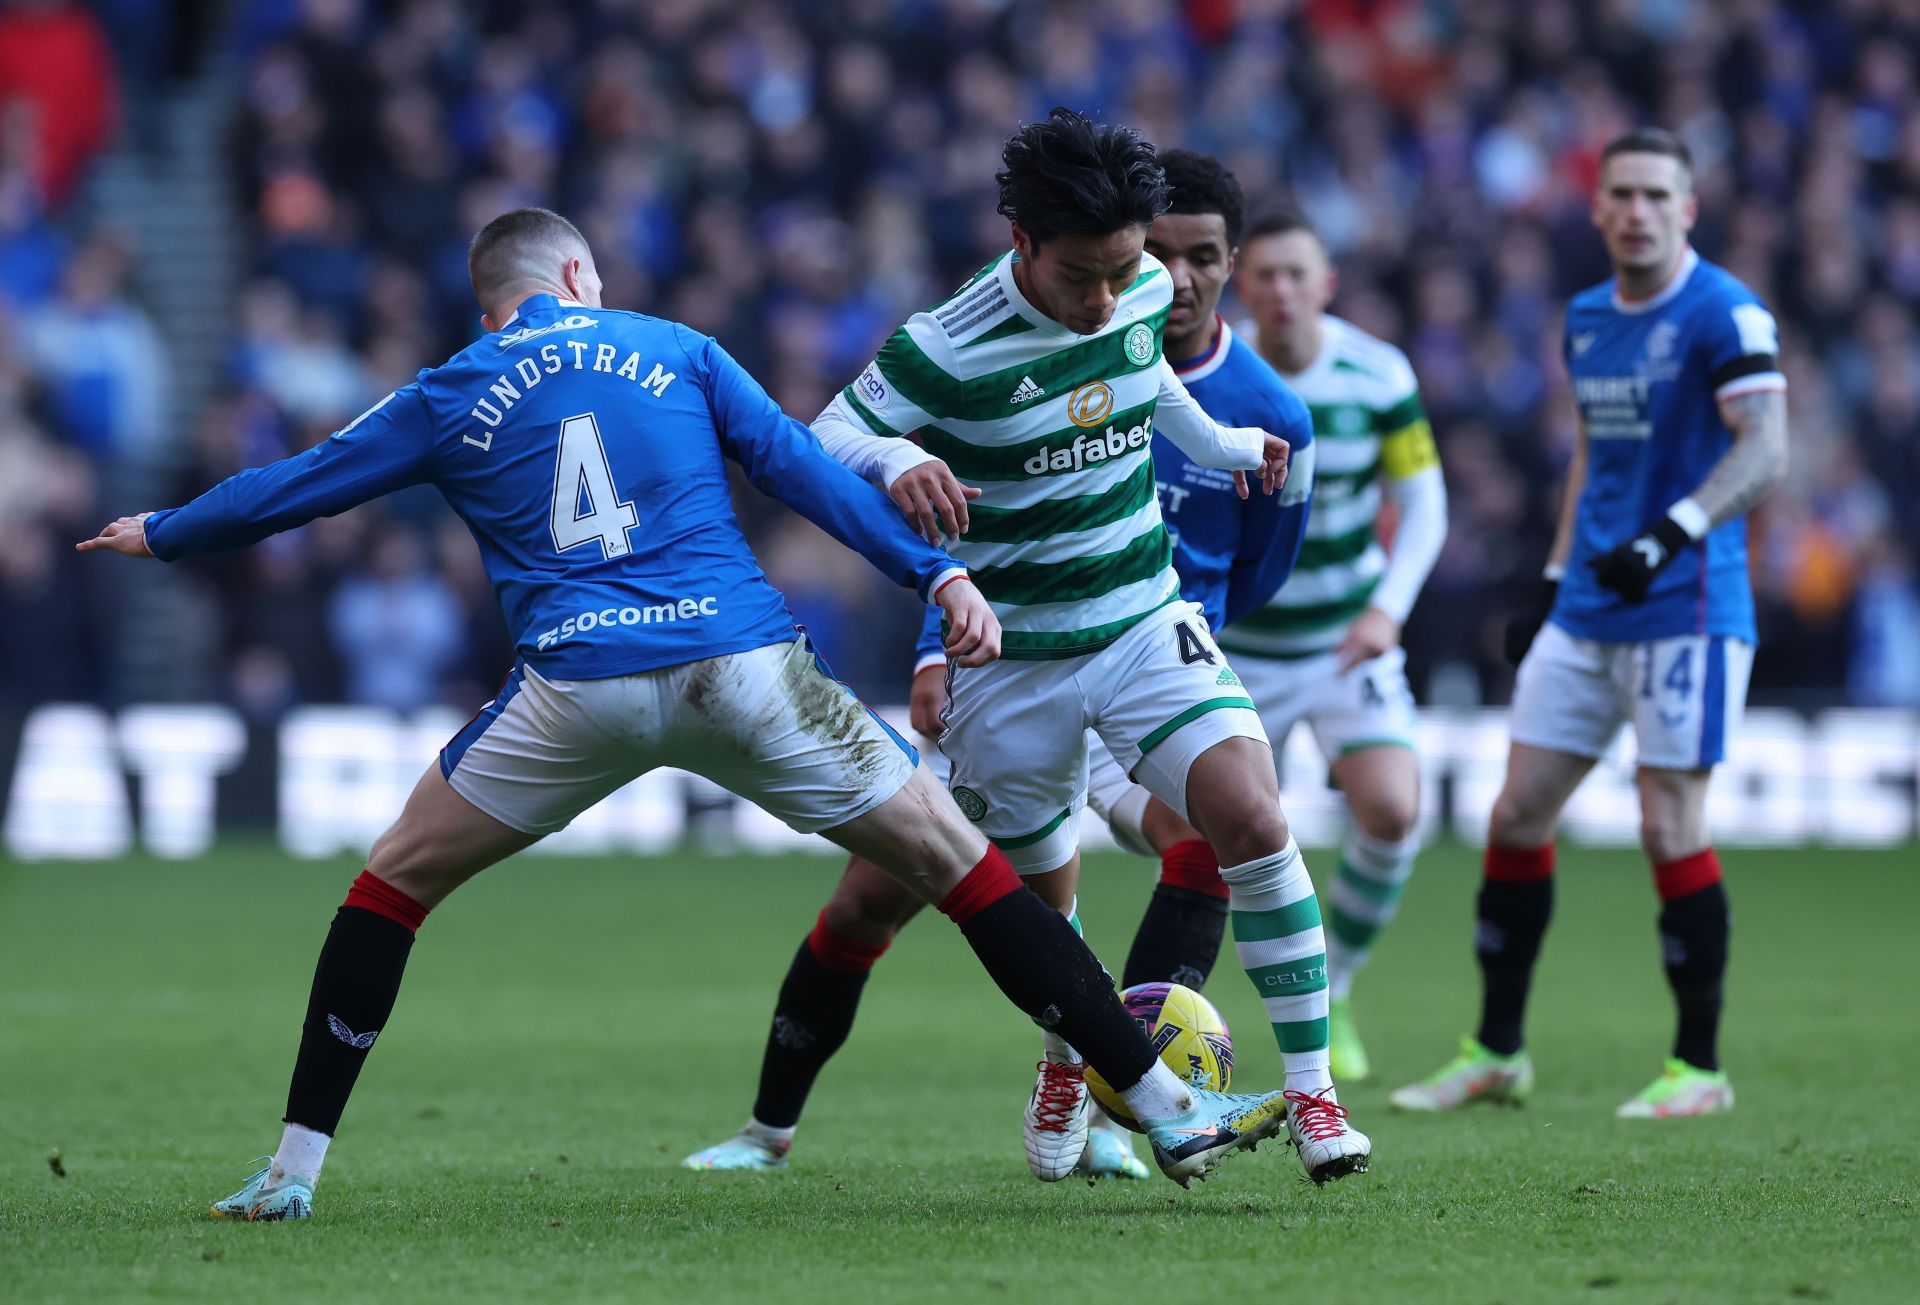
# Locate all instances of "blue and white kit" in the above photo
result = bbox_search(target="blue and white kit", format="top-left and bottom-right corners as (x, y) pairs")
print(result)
(1514, 250), (1784, 768)
(145, 295), (964, 832)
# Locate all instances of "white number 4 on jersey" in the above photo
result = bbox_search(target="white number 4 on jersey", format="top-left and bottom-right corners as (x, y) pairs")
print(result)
(550, 412), (639, 559)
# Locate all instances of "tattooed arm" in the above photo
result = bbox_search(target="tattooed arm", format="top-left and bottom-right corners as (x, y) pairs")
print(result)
(1695, 386), (1789, 526)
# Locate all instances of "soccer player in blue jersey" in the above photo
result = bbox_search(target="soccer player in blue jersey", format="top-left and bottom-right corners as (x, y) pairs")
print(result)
(78, 208), (1295, 1220)
(1391, 130), (1788, 1118)
(686, 151), (1321, 1181)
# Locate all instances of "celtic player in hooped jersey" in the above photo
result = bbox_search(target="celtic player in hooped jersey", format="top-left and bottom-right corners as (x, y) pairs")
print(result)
(1223, 208), (1450, 1084)
(686, 151), (1319, 1185)
(1393, 130), (1788, 1120)
(814, 112), (1369, 1187)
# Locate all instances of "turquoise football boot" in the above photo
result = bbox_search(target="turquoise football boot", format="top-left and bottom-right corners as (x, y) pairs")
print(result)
(681, 1132), (790, 1171)
(210, 1159), (315, 1221)
(1141, 1086), (1288, 1188)
(1077, 1118), (1151, 1183)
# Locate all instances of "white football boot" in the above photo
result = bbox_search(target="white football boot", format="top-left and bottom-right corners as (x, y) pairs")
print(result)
(1615, 1059), (1735, 1118)
(1023, 1058), (1090, 1181)
(1284, 1087), (1371, 1185)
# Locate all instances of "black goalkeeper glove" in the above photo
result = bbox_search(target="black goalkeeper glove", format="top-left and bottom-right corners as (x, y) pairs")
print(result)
(1503, 577), (1558, 667)
(1588, 517), (1693, 605)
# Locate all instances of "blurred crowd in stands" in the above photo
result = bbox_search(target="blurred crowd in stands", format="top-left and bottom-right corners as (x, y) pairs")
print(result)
(3, 0), (1919, 718)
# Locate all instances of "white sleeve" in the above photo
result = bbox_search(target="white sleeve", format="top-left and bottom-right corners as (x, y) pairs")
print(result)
(1368, 464), (1448, 624)
(1153, 361), (1265, 470)
(812, 393), (936, 490)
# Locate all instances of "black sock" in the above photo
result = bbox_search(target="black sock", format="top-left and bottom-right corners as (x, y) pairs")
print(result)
(284, 905), (416, 1135)
(1121, 885), (1228, 991)
(1474, 878), (1554, 1057)
(956, 887), (1153, 1091)
(749, 938), (873, 1129)
(1659, 881), (1730, 1072)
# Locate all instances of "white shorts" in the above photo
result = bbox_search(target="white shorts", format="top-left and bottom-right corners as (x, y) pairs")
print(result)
(940, 601), (1267, 874)
(1510, 622), (1754, 770)
(1235, 645), (1418, 759)
(1082, 645), (1416, 858)
(441, 637), (918, 835)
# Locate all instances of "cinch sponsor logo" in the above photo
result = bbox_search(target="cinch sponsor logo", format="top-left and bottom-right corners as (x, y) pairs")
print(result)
(535, 596), (721, 651)
(1022, 414), (1153, 476)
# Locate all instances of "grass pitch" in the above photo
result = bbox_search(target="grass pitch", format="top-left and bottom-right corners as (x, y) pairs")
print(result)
(2, 840), (1915, 1303)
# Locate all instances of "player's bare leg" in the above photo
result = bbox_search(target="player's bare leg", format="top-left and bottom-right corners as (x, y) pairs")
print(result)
(1182, 736), (1369, 1184)
(215, 767), (538, 1220)
(1323, 745), (1422, 1081)
(1618, 765), (1734, 1117)
(1391, 742), (1593, 1112)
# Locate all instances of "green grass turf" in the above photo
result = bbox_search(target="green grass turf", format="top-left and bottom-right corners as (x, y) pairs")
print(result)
(1, 841), (1915, 1303)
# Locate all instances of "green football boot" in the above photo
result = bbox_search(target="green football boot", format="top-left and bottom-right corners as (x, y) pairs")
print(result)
(1329, 996), (1371, 1083)
(1389, 1036), (1533, 1111)
(1615, 1059), (1734, 1118)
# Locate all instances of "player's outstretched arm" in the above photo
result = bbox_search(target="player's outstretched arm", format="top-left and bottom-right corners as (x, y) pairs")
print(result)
(79, 388), (435, 563)
(697, 333), (968, 602)
(1153, 361), (1285, 496)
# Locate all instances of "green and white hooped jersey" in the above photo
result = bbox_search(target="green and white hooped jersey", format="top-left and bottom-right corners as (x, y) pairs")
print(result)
(839, 250), (1178, 659)
(1221, 315), (1437, 660)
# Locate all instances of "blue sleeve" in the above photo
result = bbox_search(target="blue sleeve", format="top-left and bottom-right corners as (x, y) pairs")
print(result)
(695, 332), (962, 599)
(1224, 397), (1314, 626)
(914, 603), (945, 663)
(144, 386), (435, 561)
(1694, 281), (1783, 392)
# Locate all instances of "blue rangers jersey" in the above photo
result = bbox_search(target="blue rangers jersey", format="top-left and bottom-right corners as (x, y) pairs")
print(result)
(1556, 250), (1784, 644)
(145, 295), (965, 680)
(919, 317), (1312, 662)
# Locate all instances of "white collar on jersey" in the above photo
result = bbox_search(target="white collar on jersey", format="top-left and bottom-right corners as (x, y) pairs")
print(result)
(1172, 315), (1234, 384)
(1263, 313), (1341, 385)
(1611, 248), (1698, 314)
(499, 296), (585, 329)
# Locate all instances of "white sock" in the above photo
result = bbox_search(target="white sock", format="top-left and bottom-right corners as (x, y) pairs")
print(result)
(742, 1117), (795, 1155)
(1117, 1059), (1194, 1124)
(1221, 838), (1333, 1095)
(270, 1123), (330, 1186)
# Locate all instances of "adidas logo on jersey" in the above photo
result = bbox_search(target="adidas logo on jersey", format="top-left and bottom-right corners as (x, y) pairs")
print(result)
(1008, 376), (1046, 405)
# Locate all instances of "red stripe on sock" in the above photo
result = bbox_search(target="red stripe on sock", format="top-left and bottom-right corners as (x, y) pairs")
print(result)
(806, 910), (891, 975)
(342, 870), (429, 933)
(1159, 839), (1228, 899)
(1484, 843), (1555, 883)
(937, 846), (1023, 925)
(1653, 848), (1722, 902)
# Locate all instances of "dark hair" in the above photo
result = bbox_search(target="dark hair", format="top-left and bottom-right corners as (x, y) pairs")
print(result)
(995, 107), (1169, 245)
(1600, 127), (1693, 175)
(468, 207), (591, 301)
(1242, 203), (1319, 247)
(1159, 149), (1245, 247)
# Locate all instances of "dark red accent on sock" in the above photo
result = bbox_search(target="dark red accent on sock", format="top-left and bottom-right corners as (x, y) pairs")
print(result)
(937, 847), (1023, 925)
(1484, 843), (1555, 883)
(342, 870), (429, 933)
(1654, 848), (1723, 902)
(1158, 839), (1228, 900)
(805, 911), (890, 975)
